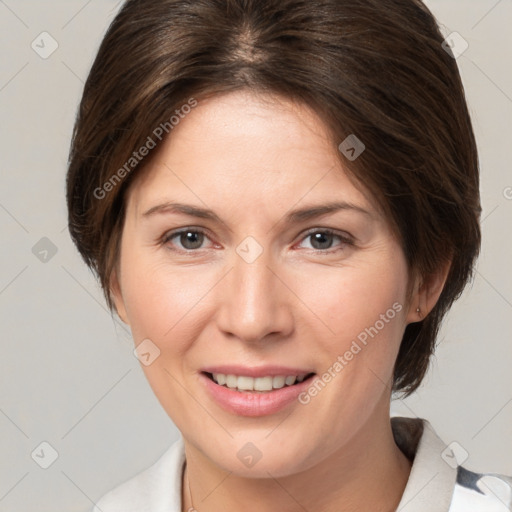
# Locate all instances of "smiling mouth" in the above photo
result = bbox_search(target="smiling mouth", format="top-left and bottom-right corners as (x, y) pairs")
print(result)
(202, 371), (316, 393)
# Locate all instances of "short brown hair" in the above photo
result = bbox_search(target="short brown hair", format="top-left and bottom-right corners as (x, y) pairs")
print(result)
(66, 0), (481, 397)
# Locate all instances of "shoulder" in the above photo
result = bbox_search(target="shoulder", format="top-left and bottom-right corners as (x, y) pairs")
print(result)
(450, 465), (512, 511)
(391, 416), (512, 511)
(91, 436), (186, 512)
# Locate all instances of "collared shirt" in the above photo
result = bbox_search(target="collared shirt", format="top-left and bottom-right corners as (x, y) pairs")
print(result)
(92, 416), (512, 511)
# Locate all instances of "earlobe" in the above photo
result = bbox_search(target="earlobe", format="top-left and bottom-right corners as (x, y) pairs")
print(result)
(109, 268), (130, 325)
(406, 259), (451, 324)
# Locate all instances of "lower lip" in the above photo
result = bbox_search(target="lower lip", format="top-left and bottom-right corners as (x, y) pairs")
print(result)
(199, 372), (316, 417)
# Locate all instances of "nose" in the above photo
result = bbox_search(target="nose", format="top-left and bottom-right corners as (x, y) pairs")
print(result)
(215, 248), (295, 344)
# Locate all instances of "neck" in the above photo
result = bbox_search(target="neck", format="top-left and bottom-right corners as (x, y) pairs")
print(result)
(182, 404), (412, 512)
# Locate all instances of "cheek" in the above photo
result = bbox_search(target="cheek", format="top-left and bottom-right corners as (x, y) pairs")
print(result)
(120, 250), (215, 348)
(293, 254), (409, 393)
(298, 260), (407, 340)
(126, 277), (179, 337)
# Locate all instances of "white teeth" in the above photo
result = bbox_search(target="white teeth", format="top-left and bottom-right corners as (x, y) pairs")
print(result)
(272, 376), (286, 389)
(237, 375), (256, 390)
(215, 373), (226, 386)
(285, 376), (296, 386)
(211, 373), (309, 392)
(225, 374), (237, 388)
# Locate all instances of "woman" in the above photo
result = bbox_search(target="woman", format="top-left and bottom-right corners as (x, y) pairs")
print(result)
(66, 0), (511, 510)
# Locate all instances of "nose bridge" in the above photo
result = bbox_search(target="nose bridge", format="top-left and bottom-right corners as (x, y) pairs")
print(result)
(218, 244), (292, 342)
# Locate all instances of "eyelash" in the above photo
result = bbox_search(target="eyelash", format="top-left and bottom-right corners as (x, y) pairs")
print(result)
(160, 227), (354, 255)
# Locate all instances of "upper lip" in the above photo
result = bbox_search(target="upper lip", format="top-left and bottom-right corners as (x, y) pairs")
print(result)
(201, 365), (315, 378)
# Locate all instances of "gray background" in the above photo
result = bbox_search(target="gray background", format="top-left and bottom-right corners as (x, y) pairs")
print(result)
(0, 1), (511, 511)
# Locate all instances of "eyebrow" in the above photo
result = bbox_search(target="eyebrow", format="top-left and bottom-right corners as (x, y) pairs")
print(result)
(142, 200), (373, 225)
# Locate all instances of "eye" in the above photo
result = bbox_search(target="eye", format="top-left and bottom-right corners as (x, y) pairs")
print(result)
(162, 228), (212, 251)
(297, 229), (353, 253)
(161, 227), (354, 254)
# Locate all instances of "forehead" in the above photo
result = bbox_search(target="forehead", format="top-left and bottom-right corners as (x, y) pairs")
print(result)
(125, 90), (378, 220)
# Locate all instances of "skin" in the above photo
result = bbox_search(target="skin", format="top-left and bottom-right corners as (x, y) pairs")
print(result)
(110, 89), (449, 512)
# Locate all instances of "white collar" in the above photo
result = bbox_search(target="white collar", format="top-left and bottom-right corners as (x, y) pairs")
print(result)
(392, 416), (457, 511)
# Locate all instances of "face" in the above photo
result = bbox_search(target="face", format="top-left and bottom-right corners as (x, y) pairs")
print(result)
(111, 89), (419, 477)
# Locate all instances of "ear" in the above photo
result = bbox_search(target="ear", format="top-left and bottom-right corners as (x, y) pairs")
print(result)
(406, 259), (451, 324)
(109, 267), (130, 325)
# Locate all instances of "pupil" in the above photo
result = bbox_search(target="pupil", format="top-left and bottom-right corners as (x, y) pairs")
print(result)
(182, 231), (203, 249)
(311, 232), (332, 250)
